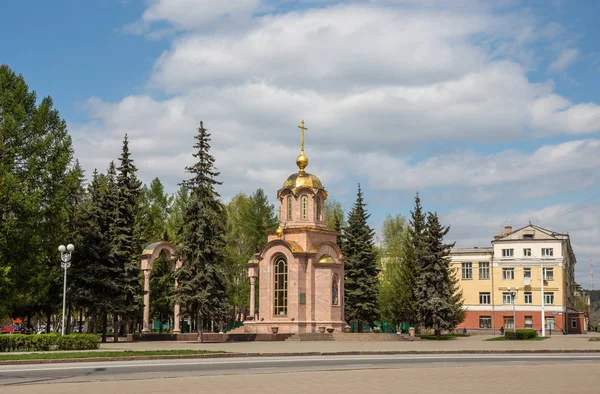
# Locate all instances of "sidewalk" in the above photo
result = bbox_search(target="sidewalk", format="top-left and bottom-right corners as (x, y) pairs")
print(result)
(97, 333), (600, 354)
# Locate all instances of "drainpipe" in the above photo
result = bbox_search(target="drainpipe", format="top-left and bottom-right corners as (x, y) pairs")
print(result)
(491, 253), (495, 335)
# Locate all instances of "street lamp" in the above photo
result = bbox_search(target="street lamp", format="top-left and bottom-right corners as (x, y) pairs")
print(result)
(529, 253), (545, 337)
(58, 244), (74, 335)
(508, 286), (520, 339)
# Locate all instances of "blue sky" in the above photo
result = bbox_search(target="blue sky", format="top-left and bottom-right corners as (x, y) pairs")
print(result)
(2, 0), (600, 283)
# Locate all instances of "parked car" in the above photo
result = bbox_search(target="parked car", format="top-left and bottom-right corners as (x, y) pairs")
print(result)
(0, 325), (19, 334)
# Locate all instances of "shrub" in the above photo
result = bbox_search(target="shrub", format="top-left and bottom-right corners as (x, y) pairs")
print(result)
(504, 329), (538, 340)
(57, 334), (100, 350)
(0, 333), (100, 352)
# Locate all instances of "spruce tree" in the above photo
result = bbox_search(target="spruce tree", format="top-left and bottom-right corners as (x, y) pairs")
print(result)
(399, 192), (427, 329)
(112, 135), (143, 341)
(174, 121), (230, 342)
(342, 184), (379, 331)
(417, 212), (456, 339)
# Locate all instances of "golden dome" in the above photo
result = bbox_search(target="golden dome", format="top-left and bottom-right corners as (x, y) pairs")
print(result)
(277, 171), (325, 198)
(296, 151), (308, 173)
(275, 224), (284, 239)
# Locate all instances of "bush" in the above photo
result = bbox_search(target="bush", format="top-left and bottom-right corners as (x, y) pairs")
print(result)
(0, 333), (100, 352)
(504, 329), (538, 340)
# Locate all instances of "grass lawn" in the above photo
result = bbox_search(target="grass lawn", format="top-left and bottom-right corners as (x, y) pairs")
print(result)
(589, 338), (600, 341)
(0, 350), (224, 361)
(418, 334), (470, 341)
(486, 336), (549, 341)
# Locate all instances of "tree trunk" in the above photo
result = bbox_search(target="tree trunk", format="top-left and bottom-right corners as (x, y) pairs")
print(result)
(357, 320), (363, 333)
(113, 314), (119, 343)
(102, 313), (108, 343)
(159, 313), (163, 334)
(197, 312), (203, 343)
(67, 301), (72, 334)
(46, 313), (51, 333)
(79, 310), (83, 333)
(26, 315), (31, 332)
(435, 329), (441, 340)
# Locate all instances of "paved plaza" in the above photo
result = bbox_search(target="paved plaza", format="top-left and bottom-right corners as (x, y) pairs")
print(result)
(4, 361), (600, 394)
(93, 333), (600, 354)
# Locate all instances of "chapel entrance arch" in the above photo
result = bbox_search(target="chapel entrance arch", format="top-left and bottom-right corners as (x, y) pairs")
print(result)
(140, 242), (182, 334)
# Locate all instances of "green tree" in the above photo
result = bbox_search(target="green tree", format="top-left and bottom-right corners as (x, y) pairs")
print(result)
(242, 189), (278, 253)
(71, 169), (116, 339)
(166, 185), (189, 244)
(138, 177), (171, 246)
(0, 64), (75, 324)
(224, 193), (253, 319)
(342, 184), (379, 331)
(407, 192), (427, 328)
(416, 212), (457, 339)
(150, 251), (174, 333)
(111, 135), (143, 341)
(174, 121), (230, 342)
(378, 214), (416, 331)
(325, 199), (346, 232)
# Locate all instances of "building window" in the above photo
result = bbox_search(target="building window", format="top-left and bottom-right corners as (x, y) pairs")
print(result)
(524, 292), (532, 304)
(542, 248), (554, 257)
(524, 316), (533, 329)
(502, 268), (514, 280)
(523, 268), (531, 279)
(544, 292), (554, 305)
(502, 248), (514, 257)
(287, 197), (292, 220)
(523, 248), (531, 257)
(479, 316), (491, 329)
(502, 292), (513, 304)
(301, 195), (308, 220)
(571, 319), (577, 329)
(503, 317), (514, 329)
(315, 196), (322, 222)
(479, 292), (491, 305)
(274, 256), (288, 316)
(462, 263), (472, 279)
(543, 268), (554, 281)
(332, 274), (339, 306)
(479, 262), (490, 280)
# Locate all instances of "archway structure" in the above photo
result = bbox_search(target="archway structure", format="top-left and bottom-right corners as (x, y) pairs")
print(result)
(140, 242), (183, 334)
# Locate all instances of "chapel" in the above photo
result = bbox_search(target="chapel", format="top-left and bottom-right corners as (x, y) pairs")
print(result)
(243, 121), (345, 333)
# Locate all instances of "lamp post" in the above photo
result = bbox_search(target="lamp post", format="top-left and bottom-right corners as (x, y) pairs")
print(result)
(508, 286), (519, 339)
(58, 244), (74, 335)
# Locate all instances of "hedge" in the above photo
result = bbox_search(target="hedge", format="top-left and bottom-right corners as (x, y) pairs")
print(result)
(0, 334), (100, 352)
(504, 329), (538, 340)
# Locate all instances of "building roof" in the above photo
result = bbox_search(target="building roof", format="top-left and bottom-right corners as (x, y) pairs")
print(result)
(277, 172), (325, 198)
(493, 223), (569, 242)
(450, 247), (493, 255)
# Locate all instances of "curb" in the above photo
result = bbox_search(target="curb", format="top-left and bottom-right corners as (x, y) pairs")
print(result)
(3, 349), (600, 365)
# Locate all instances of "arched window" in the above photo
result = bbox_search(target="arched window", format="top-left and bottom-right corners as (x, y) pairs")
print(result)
(301, 195), (308, 220)
(315, 196), (322, 222)
(274, 256), (288, 316)
(287, 196), (292, 220)
(332, 274), (339, 306)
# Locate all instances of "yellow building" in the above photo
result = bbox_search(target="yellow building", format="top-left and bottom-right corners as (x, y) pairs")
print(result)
(451, 224), (584, 334)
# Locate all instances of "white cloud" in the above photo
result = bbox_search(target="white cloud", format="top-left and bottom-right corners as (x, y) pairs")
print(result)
(141, 0), (260, 30)
(69, 1), (600, 285)
(549, 47), (579, 71)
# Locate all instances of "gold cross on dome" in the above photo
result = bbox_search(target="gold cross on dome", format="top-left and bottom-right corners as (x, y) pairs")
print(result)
(297, 120), (308, 151)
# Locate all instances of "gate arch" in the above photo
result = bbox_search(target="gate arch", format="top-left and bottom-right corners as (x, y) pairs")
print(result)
(141, 242), (182, 334)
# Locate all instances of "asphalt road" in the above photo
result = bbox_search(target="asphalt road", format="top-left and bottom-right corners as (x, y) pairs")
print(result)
(2, 353), (600, 386)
